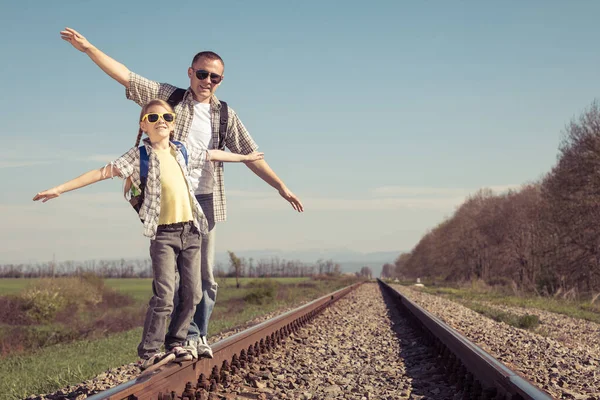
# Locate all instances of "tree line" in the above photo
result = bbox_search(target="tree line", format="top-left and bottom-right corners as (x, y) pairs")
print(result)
(382, 101), (600, 300)
(0, 255), (360, 279)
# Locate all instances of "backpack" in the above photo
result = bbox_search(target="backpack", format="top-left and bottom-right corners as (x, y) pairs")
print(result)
(166, 88), (229, 150)
(128, 140), (188, 215)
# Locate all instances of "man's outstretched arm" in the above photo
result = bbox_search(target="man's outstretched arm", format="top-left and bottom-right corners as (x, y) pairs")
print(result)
(245, 160), (304, 212)
(60, 27), (130, 88)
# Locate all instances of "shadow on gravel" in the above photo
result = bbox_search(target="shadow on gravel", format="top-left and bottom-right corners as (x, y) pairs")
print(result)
(379, 287), (460, 400)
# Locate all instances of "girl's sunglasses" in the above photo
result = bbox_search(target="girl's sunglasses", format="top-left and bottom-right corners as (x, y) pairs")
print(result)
(194, 69), (223, 84)
(141, 113), (176, 123)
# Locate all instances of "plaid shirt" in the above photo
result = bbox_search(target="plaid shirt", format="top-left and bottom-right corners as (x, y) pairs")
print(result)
(126, 72), (259, 222)
(111, 139), (209, 239)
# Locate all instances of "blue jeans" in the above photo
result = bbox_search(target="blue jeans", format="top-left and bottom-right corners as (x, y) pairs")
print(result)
(173, 194), (218, 340)
(189, 194), (218, 338)
(188, 227), (217, 338)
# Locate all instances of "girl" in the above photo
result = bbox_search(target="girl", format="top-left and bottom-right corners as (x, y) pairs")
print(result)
(33, 99), (263, 370)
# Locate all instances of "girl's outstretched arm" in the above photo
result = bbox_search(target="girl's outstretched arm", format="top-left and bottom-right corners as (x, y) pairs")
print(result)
(33, 166), (121, 203)
(208, 150), (264, 163)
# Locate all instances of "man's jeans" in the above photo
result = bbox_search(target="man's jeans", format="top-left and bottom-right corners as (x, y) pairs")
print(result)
(138, 222), (202, 359)
(173, 194), (218, 340)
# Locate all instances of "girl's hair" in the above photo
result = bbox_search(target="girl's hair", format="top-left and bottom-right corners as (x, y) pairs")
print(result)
(135, 99), (176, 147)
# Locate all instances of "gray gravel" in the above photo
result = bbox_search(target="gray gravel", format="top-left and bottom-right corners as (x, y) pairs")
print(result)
(29, 282), (596, 400)
(391, 285), (600, 400)
(29, 283), (462, 400)
(208, 282), (459, 400)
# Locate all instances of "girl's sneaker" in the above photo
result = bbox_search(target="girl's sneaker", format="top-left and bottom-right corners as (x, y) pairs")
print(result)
(171, 346), (193, 362)
(138, 352), (176, 371)
(182, 339), (199, 360)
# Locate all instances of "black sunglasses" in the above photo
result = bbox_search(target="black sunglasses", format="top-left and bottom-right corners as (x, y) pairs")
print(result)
(194, 69), (223, 84)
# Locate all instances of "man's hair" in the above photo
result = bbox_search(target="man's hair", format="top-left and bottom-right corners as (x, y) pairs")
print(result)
(191, 51), (225, 68)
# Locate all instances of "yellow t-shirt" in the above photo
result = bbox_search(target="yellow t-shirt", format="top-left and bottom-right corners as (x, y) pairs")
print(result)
(155, 147), (194, 225)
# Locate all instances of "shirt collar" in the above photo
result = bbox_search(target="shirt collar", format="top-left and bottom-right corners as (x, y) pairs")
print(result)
(141, 137), (178, 151)
(184, 88), (221, 109)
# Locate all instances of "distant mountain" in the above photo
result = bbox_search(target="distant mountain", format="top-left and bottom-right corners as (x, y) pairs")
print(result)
(214, 248), (400, 276)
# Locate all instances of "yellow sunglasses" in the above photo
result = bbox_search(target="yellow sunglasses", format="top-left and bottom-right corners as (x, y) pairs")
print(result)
(141, 112), (176, 123)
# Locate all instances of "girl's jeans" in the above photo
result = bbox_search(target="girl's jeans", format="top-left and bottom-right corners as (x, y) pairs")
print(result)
(137, 221), (202, 359)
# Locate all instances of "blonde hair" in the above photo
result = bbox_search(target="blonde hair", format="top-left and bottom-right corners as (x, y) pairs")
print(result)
(135, 99), (176, 147)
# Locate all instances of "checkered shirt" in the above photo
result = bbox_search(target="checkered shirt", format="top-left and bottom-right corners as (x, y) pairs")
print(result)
(111, 138), (209, 239)
(126, 72), (259, 222)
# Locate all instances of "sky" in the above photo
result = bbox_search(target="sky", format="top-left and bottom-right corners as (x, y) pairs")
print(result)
(1, 0), (600, 264)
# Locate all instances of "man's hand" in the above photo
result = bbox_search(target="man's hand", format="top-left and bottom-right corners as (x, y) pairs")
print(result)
(60, 27), (92, 53)
(278, 187), (304, 212)
(244, 159), (304, 212)
(58, 27), (131, 88)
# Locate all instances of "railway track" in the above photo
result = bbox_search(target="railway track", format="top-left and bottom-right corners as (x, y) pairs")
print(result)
(80, 281), (554, 400)
(378, 280), (553, 400)
(87, 283), (361, 400)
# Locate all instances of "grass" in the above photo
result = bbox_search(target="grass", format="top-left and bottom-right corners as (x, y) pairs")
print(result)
(0, 276), (354, 399)
(415, 285), (600, 325)
(0, 277), (312, 302)
(465, 302), (540, 330)
(0, 279), (39, 297)
(0, 329), (142, 400)
(103, 278), (154, 303)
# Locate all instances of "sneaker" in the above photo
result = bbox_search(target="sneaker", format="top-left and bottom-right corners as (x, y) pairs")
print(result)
(171, 346), (193, 362)
(197, 336), (213, 359)
(138, 352), (175, 371)
(182, 339), (199, 360)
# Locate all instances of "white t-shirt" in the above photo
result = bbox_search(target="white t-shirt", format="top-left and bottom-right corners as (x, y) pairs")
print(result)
(187, 102), (215, 195)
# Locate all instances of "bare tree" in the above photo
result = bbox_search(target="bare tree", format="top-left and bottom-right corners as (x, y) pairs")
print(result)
(228, 251), (242, 288)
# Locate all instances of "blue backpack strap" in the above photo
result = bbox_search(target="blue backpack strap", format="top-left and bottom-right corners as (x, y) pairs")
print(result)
(171, 140), (188, 165)
(139, 145), (149, 189)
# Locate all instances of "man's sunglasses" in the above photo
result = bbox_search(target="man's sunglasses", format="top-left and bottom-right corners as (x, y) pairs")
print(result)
(141, 113), (176, 123)
(194, 69), (223, 84)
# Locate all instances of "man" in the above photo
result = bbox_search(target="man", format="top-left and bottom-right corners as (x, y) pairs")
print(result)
(60, 27), (304, 358)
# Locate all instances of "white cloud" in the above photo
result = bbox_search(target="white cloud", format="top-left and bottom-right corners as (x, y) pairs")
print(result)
(0, 155), (119, 168)
(0, 184), (523, 263)
(77, 155), (120, 163)
(0, 160), (53, 169)
(227, 190), (275, 198)
(371, 184), (521, 197)
(226, 185), (522, 212)
(231, 195), (466, 211)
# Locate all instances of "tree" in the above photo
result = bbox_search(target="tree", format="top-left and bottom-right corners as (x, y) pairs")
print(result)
(381, 263), (394, 278)
(358, 266), (373, 279)
(228, 251), (242, 288)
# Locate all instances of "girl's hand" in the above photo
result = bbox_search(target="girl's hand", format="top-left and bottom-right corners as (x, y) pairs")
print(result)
(60, 27), (92, 53)
(243, 152), (265, 162)
(33, 188), (62, 203)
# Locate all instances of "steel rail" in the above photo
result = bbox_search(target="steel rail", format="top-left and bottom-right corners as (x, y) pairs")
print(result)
(378, 279), (554, 400)
(88, 282), (361, 400)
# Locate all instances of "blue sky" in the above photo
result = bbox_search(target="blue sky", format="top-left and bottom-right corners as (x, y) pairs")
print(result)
(1, 1), (599, 263)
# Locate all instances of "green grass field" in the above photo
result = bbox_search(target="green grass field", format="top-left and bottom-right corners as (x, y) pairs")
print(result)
(0, 276), (352, 400)
(0, 277), (312, 301)
(0, 279), (38, 296)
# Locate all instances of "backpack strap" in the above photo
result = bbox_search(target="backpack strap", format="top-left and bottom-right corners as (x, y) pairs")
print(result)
(167, 90), (227, 150)
(218, 101), (228, 150)
(167, 88), (187, 108)
(170, 140), (189, 165)
(139, 145), (149, 190)
(138, 142), (187, 196)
